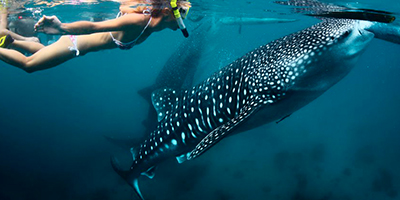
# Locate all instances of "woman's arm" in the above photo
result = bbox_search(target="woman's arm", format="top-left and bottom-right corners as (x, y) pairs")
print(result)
(34, 14), (144, 35)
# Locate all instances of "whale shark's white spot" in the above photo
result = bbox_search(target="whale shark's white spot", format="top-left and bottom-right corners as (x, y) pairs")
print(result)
(171, 139), (177, 146)
(181, 133), (186, 143)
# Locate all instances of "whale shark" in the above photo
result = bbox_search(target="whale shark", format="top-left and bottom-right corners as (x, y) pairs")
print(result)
(111, 18), (400, 199)
(136, 16), (298, 137)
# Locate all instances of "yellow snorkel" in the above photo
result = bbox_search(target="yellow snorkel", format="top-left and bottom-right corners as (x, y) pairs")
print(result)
(170, 0), (189, 38)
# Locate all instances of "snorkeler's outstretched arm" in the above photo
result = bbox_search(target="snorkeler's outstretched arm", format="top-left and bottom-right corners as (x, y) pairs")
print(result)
(34, 14), (143, 35)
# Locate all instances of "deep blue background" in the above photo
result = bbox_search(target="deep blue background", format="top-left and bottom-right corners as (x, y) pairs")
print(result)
(1, 0), (400, 199)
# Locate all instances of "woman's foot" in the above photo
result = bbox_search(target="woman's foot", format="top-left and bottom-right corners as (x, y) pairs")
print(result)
(24, 36), (40, 43)
(0, 34), (14, 48)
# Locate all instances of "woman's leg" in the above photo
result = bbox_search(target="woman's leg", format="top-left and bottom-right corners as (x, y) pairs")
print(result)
(0, 36), (76, 73)
(0, 12), (7, 30)
(9, 40), (45, 54)
(0, 29), (40, 43)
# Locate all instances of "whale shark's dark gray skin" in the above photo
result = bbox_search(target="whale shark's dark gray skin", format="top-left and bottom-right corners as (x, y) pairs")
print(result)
(106, 17), (299, 152)
(137, 16), (298, 137)
(111, 18), (400, 199)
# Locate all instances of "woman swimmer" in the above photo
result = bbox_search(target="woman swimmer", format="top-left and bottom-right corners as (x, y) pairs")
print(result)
(0, 0), (191, 73)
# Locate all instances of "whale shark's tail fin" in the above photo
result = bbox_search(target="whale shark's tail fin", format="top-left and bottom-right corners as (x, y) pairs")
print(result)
(111, 156), (144, 200)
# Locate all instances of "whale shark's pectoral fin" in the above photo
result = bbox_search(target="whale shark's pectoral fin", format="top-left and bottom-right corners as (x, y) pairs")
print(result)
(176, 153), (191, 163)
(188, 100), (263, 160)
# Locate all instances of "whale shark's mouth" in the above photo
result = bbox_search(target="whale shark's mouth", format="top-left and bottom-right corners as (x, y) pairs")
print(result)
(346, 28), (375, 58)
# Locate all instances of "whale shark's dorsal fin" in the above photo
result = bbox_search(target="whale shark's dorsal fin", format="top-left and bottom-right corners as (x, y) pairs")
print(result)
(151, 88), (181, 122)
(188, 98), (264, 160)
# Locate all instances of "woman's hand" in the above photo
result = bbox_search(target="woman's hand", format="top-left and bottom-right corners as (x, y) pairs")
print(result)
(34, 15), (64, 34)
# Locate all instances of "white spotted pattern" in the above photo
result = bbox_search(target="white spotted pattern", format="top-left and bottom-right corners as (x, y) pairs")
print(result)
(129, 19), (360, 172)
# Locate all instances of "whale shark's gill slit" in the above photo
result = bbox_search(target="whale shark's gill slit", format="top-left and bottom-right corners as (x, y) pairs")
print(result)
(197, 102), (208, 132)
(195, 118), (204, 133)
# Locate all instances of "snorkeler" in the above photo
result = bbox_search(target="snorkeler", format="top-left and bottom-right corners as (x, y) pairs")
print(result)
(0, 0), (42, 51)
(0, 0), (191, 73)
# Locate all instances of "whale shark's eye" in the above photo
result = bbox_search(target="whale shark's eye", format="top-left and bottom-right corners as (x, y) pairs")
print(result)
(343, 30), (351, 37)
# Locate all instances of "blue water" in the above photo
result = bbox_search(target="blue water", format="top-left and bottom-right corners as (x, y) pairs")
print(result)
(1, 0), (400, 199)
